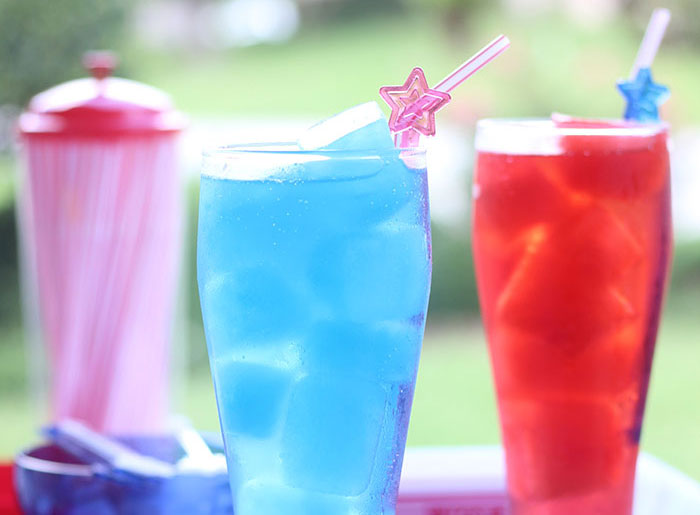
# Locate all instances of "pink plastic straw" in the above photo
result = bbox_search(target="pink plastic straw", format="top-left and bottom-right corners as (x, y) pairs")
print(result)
(630, 8), (671, 78)
(435, 35), (511, 93)
(22, 136), (181, 434)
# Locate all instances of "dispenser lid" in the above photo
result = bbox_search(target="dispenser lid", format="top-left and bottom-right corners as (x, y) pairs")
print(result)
(19, 52), (186, 136)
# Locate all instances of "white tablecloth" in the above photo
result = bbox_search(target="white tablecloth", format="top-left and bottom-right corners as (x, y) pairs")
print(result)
(398, 446), (700, 514)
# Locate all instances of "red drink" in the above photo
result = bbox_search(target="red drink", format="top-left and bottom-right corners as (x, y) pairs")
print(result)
(472, 119), (672, 514)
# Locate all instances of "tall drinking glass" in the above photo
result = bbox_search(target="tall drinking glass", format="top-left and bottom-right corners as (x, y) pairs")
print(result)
(197, 145), (431, 514)
(471, 119), (672, 514)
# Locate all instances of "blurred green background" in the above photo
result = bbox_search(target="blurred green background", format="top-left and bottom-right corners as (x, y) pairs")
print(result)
(1, 0), (700, 485)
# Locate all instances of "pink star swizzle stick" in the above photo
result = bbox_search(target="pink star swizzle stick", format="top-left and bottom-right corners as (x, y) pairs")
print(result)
(379, 34), (510, 148)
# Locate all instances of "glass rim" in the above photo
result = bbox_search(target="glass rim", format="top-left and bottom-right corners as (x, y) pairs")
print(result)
(15, 449), (92, 477)
(202, 142), (425, 159)
(476, 117), (669, 138)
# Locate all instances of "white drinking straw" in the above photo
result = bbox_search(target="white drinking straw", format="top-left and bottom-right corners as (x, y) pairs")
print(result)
(435, 34), (511, 93)
(630, 8), (671, 78)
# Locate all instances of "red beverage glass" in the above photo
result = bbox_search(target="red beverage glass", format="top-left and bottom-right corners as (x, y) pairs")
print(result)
(471, 119), (672, 514)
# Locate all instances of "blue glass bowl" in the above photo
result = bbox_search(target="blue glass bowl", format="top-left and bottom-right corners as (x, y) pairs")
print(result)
(14, 435), (233, 514)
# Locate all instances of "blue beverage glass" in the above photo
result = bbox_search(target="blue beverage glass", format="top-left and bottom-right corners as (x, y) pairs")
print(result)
(197, 144), (432, 514)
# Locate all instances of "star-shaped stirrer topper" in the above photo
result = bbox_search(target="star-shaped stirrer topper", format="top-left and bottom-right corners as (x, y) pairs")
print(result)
(617, 68), (669, 122)
(380, 35), (510, 148)
(617, 8), (671, 122)
(380, 68), (451, 138)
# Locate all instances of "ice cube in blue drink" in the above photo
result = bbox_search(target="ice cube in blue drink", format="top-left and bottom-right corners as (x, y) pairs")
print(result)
(237, 480), (358, 515)
(298, 101), (394, 151)
(214, 360), (294, 439)
(289, 155), (417, 232)
(302, 320), (422, 383)
(312, 222), (431, 321)
(198, 175), (313, 266)
(292, 102), (396, 184)
(280, 376), (387, 495)
(201, 269), (311, 357)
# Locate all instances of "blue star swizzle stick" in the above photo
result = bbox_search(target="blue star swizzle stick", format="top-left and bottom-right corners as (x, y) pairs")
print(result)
(617, 8), (671, 122)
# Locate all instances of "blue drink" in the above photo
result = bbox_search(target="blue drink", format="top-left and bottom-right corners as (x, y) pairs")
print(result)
(197, 131), (431, 513)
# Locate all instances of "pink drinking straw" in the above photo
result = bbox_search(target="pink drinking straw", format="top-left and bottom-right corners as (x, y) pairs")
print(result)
(23, 137), (180, 433)
(380, 34), (510, 147)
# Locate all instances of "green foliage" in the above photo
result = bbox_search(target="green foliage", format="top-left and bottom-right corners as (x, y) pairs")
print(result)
(134, 12), (700, 126)
(624, 0), (700, 45)
(400, 0), (484, 12)
(183, 180), (209, 372)
(670, 239), (700, 288)
(429, 222), (480, 317)
(0, 156), (21, 328)
(0, 196), (19, 327)
(300, 0), (406, 24)
(666, 239), (700, 316)
(0, 0), (131, 107)
(398, 0), (490, 42)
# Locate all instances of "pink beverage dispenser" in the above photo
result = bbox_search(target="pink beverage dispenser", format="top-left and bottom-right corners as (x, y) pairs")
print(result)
(17, 52), (186, 434)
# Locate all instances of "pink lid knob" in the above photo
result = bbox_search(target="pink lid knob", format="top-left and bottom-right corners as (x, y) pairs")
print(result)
(83, 51), (118, 80)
